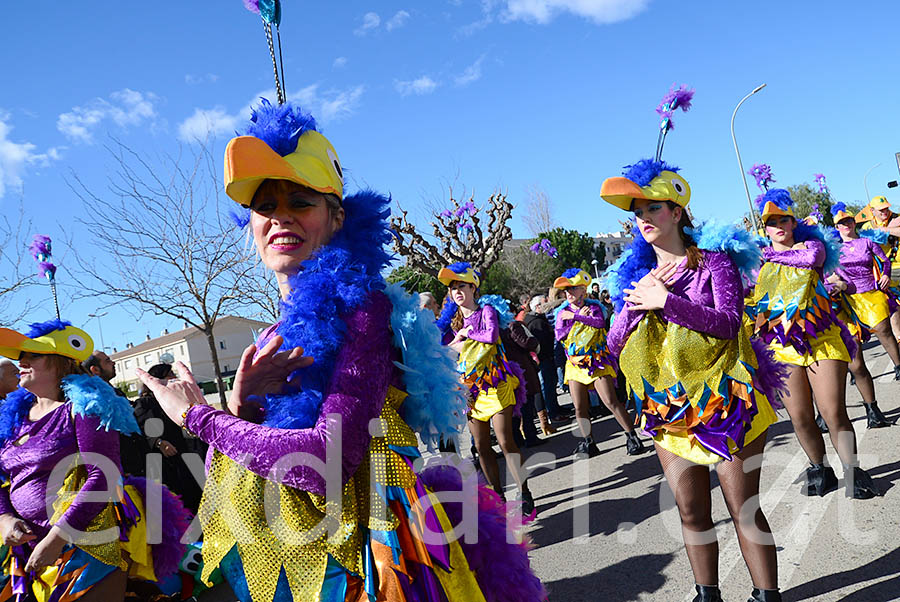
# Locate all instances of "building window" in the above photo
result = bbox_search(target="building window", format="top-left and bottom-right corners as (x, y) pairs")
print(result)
(165, 348), (174, 356)
(219, 341), (226, 350)
(144, 354), (153, 364)
(223, 365), (230, 372)
(179, 345), (184, 355)
(124, 359), (131, 369)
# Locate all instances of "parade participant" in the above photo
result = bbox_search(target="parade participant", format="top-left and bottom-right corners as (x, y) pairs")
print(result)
(0, 321), (188, 602)
(860, 195), (900, 339)
(437, 263), (535, 513)
(827, 202), (898, 428)
(603, 85), (783, 602)
(137, 96), (545, 601)
(747, 188), (881, 500)
(553, 268), (643, 457)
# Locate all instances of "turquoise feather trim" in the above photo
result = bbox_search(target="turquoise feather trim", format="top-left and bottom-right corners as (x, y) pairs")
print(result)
(478, 295), (515, 328)
(384, 284), (466, 450)
(792, 222), (843, 274)
(63, 374), (140, 435)
(859, 229), (890, 245)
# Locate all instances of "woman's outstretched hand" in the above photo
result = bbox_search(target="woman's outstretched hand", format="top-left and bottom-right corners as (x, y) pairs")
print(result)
(136, 361), (207, 425)
(229, 335), (314, 420)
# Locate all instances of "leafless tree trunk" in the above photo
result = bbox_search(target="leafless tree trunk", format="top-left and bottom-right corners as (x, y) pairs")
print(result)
(67, 138), (278, 407)
(390, 188), (514, 276)
(0, 200), (36, 327)
(522, 184), (555, 237)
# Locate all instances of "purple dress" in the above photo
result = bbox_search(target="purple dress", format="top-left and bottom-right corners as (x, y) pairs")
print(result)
(0, 403), (119, 538)
(835, 237), (890, 294)
(832, 236), (897, 337)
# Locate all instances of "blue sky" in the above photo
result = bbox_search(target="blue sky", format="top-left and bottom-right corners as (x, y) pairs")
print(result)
(2, 0), (900, 351)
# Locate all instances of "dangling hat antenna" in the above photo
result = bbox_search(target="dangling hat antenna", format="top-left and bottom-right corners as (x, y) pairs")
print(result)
(244, 1), (286, 104)
(29, 235), (61, 320)
(654, 84), (694, 162)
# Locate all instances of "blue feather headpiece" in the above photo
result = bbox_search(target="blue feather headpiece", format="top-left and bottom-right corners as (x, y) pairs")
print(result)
(622, 159), (680, 187)
(26, 319), (71, 339)
(756, 188), (795, 218)
(243, 99), (318, 157)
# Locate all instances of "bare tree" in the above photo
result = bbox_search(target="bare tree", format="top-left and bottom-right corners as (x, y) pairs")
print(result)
(391, 188), (514, 276)
(0, 200), (37, 327)
(68, 138), (278, 407)
(522, 184), (555, 237)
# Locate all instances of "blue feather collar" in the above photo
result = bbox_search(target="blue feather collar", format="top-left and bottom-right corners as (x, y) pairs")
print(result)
(262, 189), (394, 430)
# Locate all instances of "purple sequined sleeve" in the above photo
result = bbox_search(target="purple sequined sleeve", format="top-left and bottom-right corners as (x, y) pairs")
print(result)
(184, 292), (394, 496)
(466, 305), (499, 343)
(661, 252), (742, 340)
(572, 304), (607, 329)
(0, 486), (14, 517)
(58, 414), (122, 533)
(763, 239), (825, 269)
(606, 307), (644, 356)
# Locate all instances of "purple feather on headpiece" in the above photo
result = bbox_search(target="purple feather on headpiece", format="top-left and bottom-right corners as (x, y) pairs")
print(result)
(814, 173), (830, 196)
(530, 238), (558, 258)
(656, 84), (694, 132)
(38, 262), (57, 280)
(242, 0), (260, 14)
(748, 164), (775, 191)
(29, 234), (51, 261)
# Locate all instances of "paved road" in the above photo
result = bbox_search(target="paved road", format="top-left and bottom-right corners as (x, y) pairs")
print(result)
(438, 341), (900, 601)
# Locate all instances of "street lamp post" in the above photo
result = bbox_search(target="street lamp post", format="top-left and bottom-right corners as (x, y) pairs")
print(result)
(731, 83), (767, 229)
(864, 162), (882, 202)
(87, 312), (107, 352)
(591, 259), (600, 279)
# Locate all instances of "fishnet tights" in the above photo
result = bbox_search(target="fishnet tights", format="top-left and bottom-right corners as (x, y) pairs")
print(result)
(656, 435), (777, 589)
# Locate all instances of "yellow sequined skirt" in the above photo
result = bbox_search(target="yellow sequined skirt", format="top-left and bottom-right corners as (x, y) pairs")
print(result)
(846, 289), (892, 329)
(564, 360), (615, 386)
(470, 376), (519, 422)
(768, 323), (850, 367)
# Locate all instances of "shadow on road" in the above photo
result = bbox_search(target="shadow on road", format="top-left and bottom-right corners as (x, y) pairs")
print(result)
(543, 552), (675, 601)
(782, 546), (900, 601)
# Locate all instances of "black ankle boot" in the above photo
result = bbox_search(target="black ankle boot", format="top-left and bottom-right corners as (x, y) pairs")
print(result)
(894, 364), (900, 381)
(844, 465), (881, 499)
(691, 584), (722, 602)
(801, 462), (838, 496)
(865, 402), (895, 429)
(748, 587), (782, 602)
(814, 412), (829, 433)
(625, 431), (644, 455)
(573, 436), (600, 459)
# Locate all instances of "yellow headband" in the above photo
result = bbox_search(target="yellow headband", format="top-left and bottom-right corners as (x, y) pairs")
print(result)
(0, 325), (94, 363)
(224, 130), (344, 207)
(438, 265), (480, 288)
(600, 171), (691, 211)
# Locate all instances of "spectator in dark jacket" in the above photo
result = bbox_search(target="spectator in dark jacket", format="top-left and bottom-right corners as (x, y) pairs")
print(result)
(523, 295), (571, 427)
(501, 320), (544, 447)
(133, 363), (207, 513)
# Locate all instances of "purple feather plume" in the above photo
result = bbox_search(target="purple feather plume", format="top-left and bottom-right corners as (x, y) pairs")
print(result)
(814, 173), (830, 196)
(29, 234), (51, 261)
(38, 262), (56, 280)
(656, 84), (694, 131)
(123, 476), (192, 579)
(748, 164), (775, 191)
(417, 465), (547, 602)
(750, 338), (787, 409)
(242, 0), (260, 13)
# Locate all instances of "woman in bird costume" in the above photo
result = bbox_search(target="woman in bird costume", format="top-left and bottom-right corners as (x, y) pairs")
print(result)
(137, 10), (546, 596)
(603, 86), (782, 602)
(826, 202), (899, 428)
(0, 320), (189, 602)
(746, 185), (881, 500)
(859, 195), (900, 339)
(552, 268), (644, 458)
(436, 263), (535, 514)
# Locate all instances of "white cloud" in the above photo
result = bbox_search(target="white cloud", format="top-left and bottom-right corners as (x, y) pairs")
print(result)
(333, 56), (348, 69)
(57, 89), (159, 143)
(185, 73), (220, 85)
(395, 76), (439, 96)
(503, 0), (649, 25)
(0, 112), (60, 199)
(177, 107), (240, 142)
(177, 85), (366, 142)
(354, 12), (381, 35)
(455, 55), (486, 86)
(385, 10), (411, 31)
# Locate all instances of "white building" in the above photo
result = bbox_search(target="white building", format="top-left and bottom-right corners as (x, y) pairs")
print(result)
(110, 315), (270, 396)
(594, 231), (633, 268)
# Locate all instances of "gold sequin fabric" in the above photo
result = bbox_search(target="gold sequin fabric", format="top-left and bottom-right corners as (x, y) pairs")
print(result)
(198, 386), (422, 602)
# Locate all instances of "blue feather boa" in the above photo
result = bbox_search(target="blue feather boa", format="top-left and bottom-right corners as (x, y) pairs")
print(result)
(605, 221), (762, 312)
(262, 189), (394, 430)
(791, 222), (842, 273)
(478, 295), (514, 328)
(0, 375), (139, 448)
(385, 285), (466, 449)
(859, 228), (889, 245)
